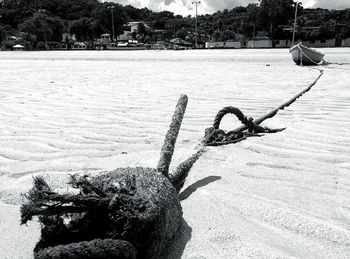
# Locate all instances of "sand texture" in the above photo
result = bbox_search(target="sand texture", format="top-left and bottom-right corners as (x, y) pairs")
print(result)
(0, 49), (349, 258)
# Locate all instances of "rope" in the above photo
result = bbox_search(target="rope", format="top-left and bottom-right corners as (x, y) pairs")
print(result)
(323, 61), (350, 66)
(203, 68), (324, 147)
(297, 45), (321, 65)
(296, 45), (350, 67)
(203, 107), (284, 147)
(213, 107), (262, 132)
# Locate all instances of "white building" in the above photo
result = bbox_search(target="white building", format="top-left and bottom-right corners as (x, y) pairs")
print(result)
(205, 41), (242, 49)
(247, 38), (272, 48)
(301, 39), (336, 48)
(274, 39), (291, 48)
(341, 38), (350, 47)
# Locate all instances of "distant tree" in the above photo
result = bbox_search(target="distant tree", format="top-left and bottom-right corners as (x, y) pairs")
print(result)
(137, 22), (151, 42)
(41, 0), (99, 21)
(137, 22), (146, 35)
(176, 28), (187, 40)
(148, 10), (175, 21)
(319, 19), (337, 39)
(17, 31), (37, 50)
(47, 15), (65, 42)
(221, 30), (235, 41)
(36, 41), (46, 50)
(0, 0), (37, 28)
(69, 17), (102, 42)
(153, 20), (166, 30)
(19, 12), (64, 48)
(123, 5), (151, 21)
(213, 30), (221, 41)
(258, 0), (295, 46)
(243, 3), (260, 37)
(1, 0), (350, 50)
(91, 3), (127, 37)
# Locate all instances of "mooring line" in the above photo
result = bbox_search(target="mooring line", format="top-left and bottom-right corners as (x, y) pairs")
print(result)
(201, 67), (324, 147)
(324, 61), (350, 66)
(260, 68), (323, 122)
(298, 45), (350, 67)
(171, 67), (325, 180)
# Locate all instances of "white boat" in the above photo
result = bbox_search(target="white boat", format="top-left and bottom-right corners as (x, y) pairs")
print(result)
(289, 42), (325, 65)
(289, 1), (325, 66)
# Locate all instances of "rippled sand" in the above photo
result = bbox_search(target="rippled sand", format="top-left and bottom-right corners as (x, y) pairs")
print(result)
(0, 49), (349, 258)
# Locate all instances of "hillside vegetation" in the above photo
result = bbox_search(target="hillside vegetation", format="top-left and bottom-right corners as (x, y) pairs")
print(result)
(0, 0), (349, 49)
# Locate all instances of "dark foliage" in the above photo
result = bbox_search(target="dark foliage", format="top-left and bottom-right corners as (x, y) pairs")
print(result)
(0, 0), (349, 48)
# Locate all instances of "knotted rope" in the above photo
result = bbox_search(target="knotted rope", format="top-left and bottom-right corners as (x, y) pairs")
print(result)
(203, 68), (324, 147)
(212, 106), (276, 133)
(204, 106), (285, 146)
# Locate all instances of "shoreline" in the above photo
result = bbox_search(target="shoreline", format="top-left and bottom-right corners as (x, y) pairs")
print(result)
(2, 46), (350, 52)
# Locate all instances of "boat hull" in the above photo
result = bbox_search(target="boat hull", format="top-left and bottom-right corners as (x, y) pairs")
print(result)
(289, 43), (325, 65)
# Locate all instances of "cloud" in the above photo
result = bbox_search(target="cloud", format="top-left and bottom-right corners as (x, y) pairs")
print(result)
(112, 0), (143, 8)
(311, 0), (350, 10)
(107, 0), (350, 16)
(108, 0), (259, 15)
(204, 0), (258, 12)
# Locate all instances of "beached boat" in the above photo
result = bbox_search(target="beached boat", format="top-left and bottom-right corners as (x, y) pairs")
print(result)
(289, 1), (325, 65)
(289, 42), (325, 65)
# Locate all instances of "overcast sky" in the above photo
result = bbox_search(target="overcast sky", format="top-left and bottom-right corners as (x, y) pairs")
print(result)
(109, 0), (350, 16)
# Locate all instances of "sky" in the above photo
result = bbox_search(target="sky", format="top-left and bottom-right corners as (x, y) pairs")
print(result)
(109, 0), (350, 16)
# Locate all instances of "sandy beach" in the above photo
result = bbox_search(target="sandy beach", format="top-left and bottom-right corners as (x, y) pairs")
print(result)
(0, 49), (349, 258)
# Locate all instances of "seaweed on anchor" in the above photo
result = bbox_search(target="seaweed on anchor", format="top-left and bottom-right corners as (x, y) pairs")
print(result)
(21, 95), (199, 259)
